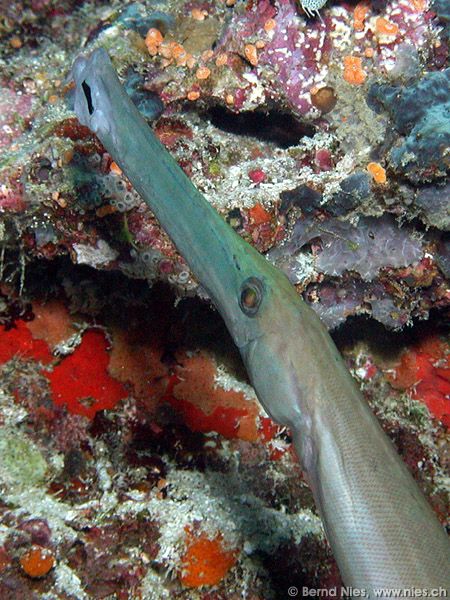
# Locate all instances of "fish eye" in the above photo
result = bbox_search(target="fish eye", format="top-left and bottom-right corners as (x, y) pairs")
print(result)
(239, 277), (263, 317)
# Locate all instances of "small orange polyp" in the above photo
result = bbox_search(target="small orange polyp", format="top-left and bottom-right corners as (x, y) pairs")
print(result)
(353, 2), (370, 31)
(244, 43), (258, 66)
(145, 27), (164, 55)
(343, 56), (366, 85)
(191, 7), (207, 20)
(187, 90), (200, 101)
(354, 2), (370, 22)
(367, 162), (387, 184)
(195, 66), (211, 80)
(375, 17), (399, 36)
(170, 42), (186, 60)
(264, 18), (276, 32)
(411, 0), (426, 11)
(215, 52), (228, 67)
(225, 93), (234, 105)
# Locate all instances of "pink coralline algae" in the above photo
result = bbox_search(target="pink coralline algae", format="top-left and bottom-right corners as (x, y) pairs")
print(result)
(219, 0), (331, 115)
(0, 179), (26, 213)
(214, 0), (434, 116)
(0, 85), (35, 150)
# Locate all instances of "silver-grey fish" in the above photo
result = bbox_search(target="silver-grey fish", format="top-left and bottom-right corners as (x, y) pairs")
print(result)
(71, 48), (450, 595)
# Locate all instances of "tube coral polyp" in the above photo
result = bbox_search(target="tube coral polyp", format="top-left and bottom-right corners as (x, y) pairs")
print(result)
(353, 2), (370, 31)
(195, 66), (211, 80)
(264, 18), (276, 32)
(410, 0), (426, 11)
(145, 28), (194, 68)
(244, 43), (259, 66)
(144, 27), (164, 56)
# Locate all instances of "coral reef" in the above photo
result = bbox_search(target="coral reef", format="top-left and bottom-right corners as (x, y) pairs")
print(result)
(0, 0), (448, 326)
(0, 264), (448, 599)
(0, 273), (336, 598)
(0, 0), (448, 596)
(0, 264), (450, 599)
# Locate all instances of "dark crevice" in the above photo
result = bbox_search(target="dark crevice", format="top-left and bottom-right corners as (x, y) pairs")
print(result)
(332, 311), (450, 360)
(13, 254), (243, 373)
(205, 106), (315, 148)
(340, 0), (388, 10)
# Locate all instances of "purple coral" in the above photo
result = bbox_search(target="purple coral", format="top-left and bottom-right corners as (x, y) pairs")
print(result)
(306, 280), (412, 330)
(271, 214), (423, 282)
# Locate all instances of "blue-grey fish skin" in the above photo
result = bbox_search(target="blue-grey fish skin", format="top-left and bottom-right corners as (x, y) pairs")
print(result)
(71, 48), (450, 596)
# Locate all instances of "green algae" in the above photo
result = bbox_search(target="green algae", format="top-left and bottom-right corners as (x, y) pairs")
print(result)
(0, 428), (48, 491)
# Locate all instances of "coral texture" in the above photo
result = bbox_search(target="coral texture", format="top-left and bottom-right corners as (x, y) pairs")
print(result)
(270, 214), (423, 281)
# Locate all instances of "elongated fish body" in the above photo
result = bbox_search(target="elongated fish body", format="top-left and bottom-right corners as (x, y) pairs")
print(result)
(71, 49), (450, 595)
